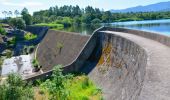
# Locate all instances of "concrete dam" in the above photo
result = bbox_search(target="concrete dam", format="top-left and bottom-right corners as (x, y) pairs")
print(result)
(27, 27), (170, 100)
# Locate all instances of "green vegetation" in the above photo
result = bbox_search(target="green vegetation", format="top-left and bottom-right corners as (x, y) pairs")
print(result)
(21, 8), (32, 25)
(9, 18), (26, 30)
(32, 5), (170, 26)
(39, 65), (102, 100)
(57, 42), (64, 49)
(0, 65), (102, 100)
(7, 37), (16, 46)
(1, 6), (170, 30)
(0, 73), (34, 100)
(0, 58), (3, 70)
(65, 75), (102, 100)
(32, 59), (40, 69)
(24, 32), (37, 40)
(23, 45), (35, 54)
(0, 24), (7, 35)
(5, 49), (13, 58)
(35, 23), (64, 30)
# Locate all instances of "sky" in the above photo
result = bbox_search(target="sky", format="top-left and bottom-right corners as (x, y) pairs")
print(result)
(0, 0), (170, 17)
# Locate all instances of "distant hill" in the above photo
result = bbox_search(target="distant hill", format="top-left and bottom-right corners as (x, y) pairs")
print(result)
(110, 1), (170, 13)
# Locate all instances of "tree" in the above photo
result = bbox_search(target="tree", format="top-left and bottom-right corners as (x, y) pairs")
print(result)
(73, 16), (81, 25)
(8, 11), (12, 17)
(21, 7), (29, 15)
(82, 13), (92, 24)
(9, 18), (26, 30)
(41, 65), (73, 99)
(0, 73), (34, 100)
(102, 11), (112, 23)
(22, 14), (32, 25)
(91, 18), (101, 25)
(21, 8), (32, 25)
(14, 10), (20, 17)
(2, 11), (7, 18)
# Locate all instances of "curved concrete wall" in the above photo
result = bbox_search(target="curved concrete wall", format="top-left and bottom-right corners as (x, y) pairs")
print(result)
(37, 30), (90, 72)
(26, 27), (147, 100)
(25, 27), (170, 99)
(105, 27), (170, 47)
(62, 28), (147, 100)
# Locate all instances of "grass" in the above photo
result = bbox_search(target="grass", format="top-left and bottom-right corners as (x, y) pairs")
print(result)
(65, 75), (103, 100)
(35, 23), (64, 29)
(24, 32), (37, 40)
(35, 75), (103, 100)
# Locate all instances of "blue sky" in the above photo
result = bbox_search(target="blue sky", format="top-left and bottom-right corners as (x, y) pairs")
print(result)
(0, 0), (170, 17)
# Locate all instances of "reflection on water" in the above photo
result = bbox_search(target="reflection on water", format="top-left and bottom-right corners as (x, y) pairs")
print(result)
(60, 24), (102, 35)
(61, 19), (170, 36)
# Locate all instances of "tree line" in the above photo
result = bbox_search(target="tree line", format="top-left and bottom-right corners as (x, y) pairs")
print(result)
(1, 5), (170, 29)
(32, 5), (170, 25)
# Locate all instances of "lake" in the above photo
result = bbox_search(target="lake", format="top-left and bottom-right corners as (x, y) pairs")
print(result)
(62, 19), (170, 36)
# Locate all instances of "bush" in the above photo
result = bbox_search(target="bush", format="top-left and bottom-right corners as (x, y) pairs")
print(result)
(0, 73), (34, 100)
(24, 32), (37, 40)
(7, 37), (16, 46)
(23, 45), (35, 54)
(4, 49), (13, 58)
(0, 25), (7, 35)
(32, 59), (39, 69)
(9, 18), (26, 30)
(54, 17), (73, 27)
(40, 65), (102, 100)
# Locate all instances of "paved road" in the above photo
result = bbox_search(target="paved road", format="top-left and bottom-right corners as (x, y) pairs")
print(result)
(102, 31), (170, 100)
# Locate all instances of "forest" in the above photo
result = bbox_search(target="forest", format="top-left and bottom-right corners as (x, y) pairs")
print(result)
(1, 5), (170, 30)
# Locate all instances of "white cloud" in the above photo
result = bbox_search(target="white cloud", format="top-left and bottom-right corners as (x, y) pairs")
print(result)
(2, 1), (43, 7)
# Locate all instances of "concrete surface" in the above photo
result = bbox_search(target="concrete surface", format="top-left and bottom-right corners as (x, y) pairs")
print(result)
(37, 30), (90, 72)
(24, 27), (170, 100)
(102, 31), (170, 100)
(1, 55), (35, 78)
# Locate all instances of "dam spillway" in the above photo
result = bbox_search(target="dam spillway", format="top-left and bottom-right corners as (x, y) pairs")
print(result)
(26, 27), (170, 100)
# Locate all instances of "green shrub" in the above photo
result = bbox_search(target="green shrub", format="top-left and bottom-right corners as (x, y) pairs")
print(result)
(0, 73), (34, 100)
(32, 59), (39, 69)
(40, 65), (102, 100)
(9, 18), (26, 30)
(7, 37), (16, 46)
(24, 32), (37, 40)
(23, 45), (35, 54)
(5, 49), (13, 58)
(57, 42), (63, 49)
(0, 25), (7, 35)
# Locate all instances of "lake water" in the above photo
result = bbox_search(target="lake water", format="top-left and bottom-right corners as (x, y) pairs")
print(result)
(62, 19), (170, 36)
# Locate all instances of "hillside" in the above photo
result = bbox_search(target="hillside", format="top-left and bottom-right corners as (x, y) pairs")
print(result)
(110, 1), (170, 13)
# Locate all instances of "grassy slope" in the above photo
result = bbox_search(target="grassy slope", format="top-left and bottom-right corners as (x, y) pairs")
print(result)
(35, 75), (102, 100)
